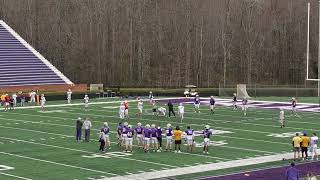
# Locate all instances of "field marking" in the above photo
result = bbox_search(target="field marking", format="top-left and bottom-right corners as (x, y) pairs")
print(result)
(99, 152), (297, 180)
(12, 97), (184, 110)
(61, 105), (318, 132)
(0, 152), (117, 176)
(0, 117), (287, 156)
(0, 136), (177, 168)
(0, 172), (32, 180)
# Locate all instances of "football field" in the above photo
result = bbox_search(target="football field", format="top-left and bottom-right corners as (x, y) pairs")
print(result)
(0, 97), (319, 180)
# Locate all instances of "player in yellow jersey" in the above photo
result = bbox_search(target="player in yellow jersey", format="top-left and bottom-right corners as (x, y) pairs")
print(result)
(173, 126), (183, 153)
(301, 132), (310, 160)
(292, 133), (302, 161)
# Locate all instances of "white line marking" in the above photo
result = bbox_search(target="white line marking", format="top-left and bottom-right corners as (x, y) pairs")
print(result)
(0, 152), (117, 176)
(98, 152), (296, 180)
(0, 172), (32, 180)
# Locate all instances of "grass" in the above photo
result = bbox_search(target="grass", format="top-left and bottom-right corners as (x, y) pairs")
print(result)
(0, 97), (319, 179)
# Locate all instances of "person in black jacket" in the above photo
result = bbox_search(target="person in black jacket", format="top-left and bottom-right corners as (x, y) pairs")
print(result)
(167, 100), (175, 117)
(76, 117), (83, 142)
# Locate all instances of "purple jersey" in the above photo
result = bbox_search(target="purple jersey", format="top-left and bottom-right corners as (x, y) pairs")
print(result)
(101, 127), (110, 135)
(185, 129), (194, 136)
(194, 97), (200, 104)
(210, 98), (215, 105)
(122, 126), (128, 135)
(203, 129), (212, 138)
(151, 128), (157, 137)
(156, 127), (162, 138)
(242, 99), (248, 105)
(166, 128), (173, 136)
(117, 125), (123, 135)
(135, 126), (143, 134)
(127, 128), (134, 138)
(143, 128), (151, 138)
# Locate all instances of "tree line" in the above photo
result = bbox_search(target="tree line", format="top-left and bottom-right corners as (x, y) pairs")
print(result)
(0, 0), (319, 88)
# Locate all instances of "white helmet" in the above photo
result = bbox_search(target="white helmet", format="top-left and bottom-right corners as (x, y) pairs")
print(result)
(196, 95), (199, 97)
(78, 117), (81, 120)
(146, 124), (150, 128)
(149, 91), (152, 94)
(210, 96), (213, 98)
(124, 122), (128, 126)
(85, 94), (88, 97)
(167, 123), (171, 128)
(128, 125), (132, 128)
(103, 122), (108, 126)
(233, 93), (236, 96)
(292, 97), (295, 100)
(244, 97), (247, 99)
(205, 125), (210, 129)
(151, 124), (156, 128)
(137, 122), (142, 126)
(179, 103), (183, 106)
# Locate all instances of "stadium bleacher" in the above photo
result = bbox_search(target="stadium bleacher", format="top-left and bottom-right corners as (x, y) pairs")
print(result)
(0, 20), (73, 87)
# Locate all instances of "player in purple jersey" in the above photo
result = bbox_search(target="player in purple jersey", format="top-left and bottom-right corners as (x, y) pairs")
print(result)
(209, 96), (215, 114)
(242, 97), (248, 116)
(291, 97), (298, 116)
(117, 122), (123, 146)
(143, 124), (151, 153)
(156, 125), (163, 150)
(125, 125), (134, 153)
(150, 124), (160, 152)
(203, 125), (212, 154)
(194, 95), (200, 113)
(135, 122), (144, 148)
(101, 122), (111, 150)
(185, 126), (194, 152)
(165, 123), (173, 151)
(121, 122), (129, 150)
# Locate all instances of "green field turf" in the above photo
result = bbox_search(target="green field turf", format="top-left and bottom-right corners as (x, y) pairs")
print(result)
(0, 97), (319, 180)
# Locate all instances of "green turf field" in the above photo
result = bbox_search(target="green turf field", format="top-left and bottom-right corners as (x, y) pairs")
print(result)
(0, 97), (319, 180)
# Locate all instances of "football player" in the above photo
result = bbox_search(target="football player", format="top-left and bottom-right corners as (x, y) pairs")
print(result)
(203, 125), (212, 154)
(135, 122), (144, 148)
(178, 103), (185, 122)
(185, 126), (194, 153)
(194, 95), (200, 113)
(165, 123), (173, 151)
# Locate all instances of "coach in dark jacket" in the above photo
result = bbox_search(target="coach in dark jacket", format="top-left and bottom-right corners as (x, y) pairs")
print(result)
(76, 117), (83, 142)
(167, 100), (175, 117)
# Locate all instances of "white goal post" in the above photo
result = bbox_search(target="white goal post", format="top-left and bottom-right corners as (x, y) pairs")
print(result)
(237, 84), (251, 99)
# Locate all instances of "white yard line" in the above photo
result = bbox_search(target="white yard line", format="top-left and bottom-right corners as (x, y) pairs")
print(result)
(0, 172), (33, 180)
(0, 152), (117, 176)
(97, 153), (296, 180)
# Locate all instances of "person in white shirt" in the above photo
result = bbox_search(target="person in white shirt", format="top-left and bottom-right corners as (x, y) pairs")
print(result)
(29, 90), (36, 105)
(310, 133), (318, 160)
(158, 106), (166, 116)
(84, 95), (89, 110)
(83, 118), (92, 142)
(178, 103), (184, 122)
(119, 102), (125, 119)
(279, 108), (285, 128)
(67, 89), (72, 104)
(40, 94), (46, 111)
(137, 100), (143, 117)
(12, 93), (17, 107)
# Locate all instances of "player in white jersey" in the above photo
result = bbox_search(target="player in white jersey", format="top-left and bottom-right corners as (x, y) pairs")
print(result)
(12, 93), (17, 107)
(29, 90), (36, 105)
(310, 133), (318, 160)
(279, 108), (285, 128)
(119, 103), (125, 120)
(158, 106), (166, 116)
(67, 89), (72, 104)
(40, 94), (46, 111)
(178, 103), (185, 122)
(83, 95), (89, 110)
(137, 100), (143, 117)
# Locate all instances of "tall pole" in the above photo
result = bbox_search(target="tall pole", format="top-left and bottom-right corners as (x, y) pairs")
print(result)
(318, 1), (320, 106)
(307, 3), (310, 80)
